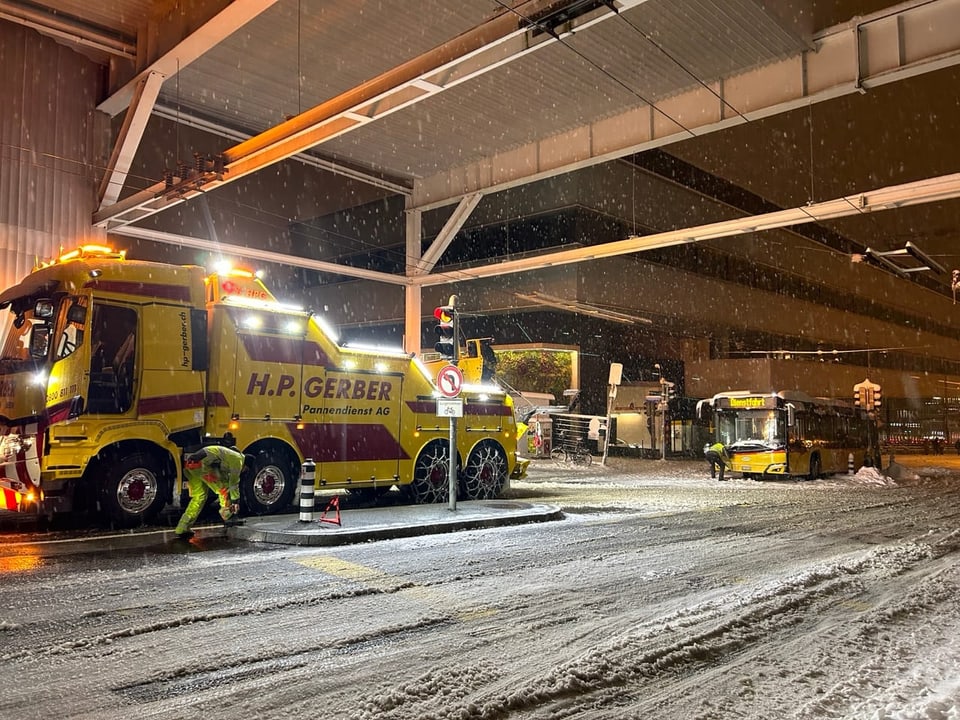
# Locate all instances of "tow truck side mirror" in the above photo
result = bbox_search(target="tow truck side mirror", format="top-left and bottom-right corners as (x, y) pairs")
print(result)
(34, 299), (55, 320)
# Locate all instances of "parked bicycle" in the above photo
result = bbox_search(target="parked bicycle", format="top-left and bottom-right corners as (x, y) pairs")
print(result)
(551, 442), (593, 467)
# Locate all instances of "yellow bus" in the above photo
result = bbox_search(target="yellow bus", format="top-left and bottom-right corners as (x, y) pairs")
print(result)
(699, 391), (877, 480)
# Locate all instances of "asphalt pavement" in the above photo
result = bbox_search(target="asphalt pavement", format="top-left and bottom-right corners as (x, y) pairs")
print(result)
(0, 499), (563, 557)
(4, 453), (957, 554)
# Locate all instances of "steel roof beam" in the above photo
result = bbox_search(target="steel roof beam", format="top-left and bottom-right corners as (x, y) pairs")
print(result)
(412, 0), (960, 210)
(0, 1), (135, 58)
(93, 0), (647, 229)
(409, 193), (483, 276)
(97, 0), (281, 118)
(109, 171), (960, 292)
(98, 71), (164, 209)
(150, 103), (413, 196)
(221, 0), (645, 168)
(408, 171), (960, 287)
(109, 226), (410, 286)
(863, 241), (948, 276)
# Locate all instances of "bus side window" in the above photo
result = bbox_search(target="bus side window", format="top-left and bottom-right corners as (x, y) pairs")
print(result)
(789, 417), (802, 448)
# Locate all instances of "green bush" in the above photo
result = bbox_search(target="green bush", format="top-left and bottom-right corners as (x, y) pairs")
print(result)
(495, 350), (572, 401)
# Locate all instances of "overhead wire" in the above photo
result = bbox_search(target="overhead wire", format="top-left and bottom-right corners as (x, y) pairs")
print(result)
(1, 137), (411, 270)
(19, 2), (952, 302)
(611, 6), (749, 125)
(492, 1), (933, 285)
(566, 3), (953, 297)
(9, 1), (760, 286)
(490, 0), (697, 139)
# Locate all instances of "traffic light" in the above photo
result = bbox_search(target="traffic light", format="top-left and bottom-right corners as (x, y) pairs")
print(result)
(853, 379), (882, 410)
(664, 381), (676, 400)
(434, 305), (456, 359)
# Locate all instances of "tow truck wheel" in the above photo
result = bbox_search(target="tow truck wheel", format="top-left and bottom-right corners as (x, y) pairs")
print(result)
(241, 449), (298, 515)
(101, 453), (166, 528)
(460, 440), (508, 500)
(408, 441), (451, 505)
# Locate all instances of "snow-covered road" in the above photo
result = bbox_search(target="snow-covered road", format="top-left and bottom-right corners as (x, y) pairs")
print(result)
(2, 456), (959, 719)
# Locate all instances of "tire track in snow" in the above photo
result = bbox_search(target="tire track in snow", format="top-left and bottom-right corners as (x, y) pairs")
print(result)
(0, 580), (421, 663)
(347, 537), (951, 720)
(792, 549), (960, 720)
(111, 614), (452, 704)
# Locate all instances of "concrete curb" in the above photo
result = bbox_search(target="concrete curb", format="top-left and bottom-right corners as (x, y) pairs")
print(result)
(0, 502), (564, 555)
(231, 500), (564, 547)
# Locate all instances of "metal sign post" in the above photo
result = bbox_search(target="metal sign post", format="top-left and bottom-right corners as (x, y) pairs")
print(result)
(660, 401), (668, 460)
(659, 377), (667, 460)
(447, 404), (458, 511)
(601, 362), (623, 466)
(437, 364), (464, 511)
(854, 378), (883, 466)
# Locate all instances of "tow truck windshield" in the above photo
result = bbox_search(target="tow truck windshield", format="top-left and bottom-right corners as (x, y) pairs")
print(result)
(0, 294), (85, 370)
(1, 304), (46, 369)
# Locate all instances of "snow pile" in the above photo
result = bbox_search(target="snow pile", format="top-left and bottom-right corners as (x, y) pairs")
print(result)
(849, 465), (897, 486)
(883, 461), (920, 483)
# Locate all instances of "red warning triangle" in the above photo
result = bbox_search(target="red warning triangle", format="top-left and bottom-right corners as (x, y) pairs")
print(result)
(319, 495), (341, 526)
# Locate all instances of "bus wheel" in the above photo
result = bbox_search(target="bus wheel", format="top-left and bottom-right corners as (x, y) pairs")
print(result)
(101, 453), (166, 528)
(242, 449), (298, 515)
(808, 455), (821, 481)
(408, 441), (451, 505)
(461, 440), (508, 500)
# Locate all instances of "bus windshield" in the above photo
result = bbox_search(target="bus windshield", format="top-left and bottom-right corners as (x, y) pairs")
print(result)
(717, 409), (785, 450)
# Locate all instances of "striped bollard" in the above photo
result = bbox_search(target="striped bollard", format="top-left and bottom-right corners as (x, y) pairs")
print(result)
(299, 458), (317, 522)
(848, 453), (854, 475)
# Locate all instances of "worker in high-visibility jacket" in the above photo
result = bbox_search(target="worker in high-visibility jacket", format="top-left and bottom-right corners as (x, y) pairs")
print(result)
(704, 441), (730, 482)
(174, 444), (253, 539)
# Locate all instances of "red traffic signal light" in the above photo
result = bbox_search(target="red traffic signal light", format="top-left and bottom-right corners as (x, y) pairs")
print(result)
(434, 306), (456, 359)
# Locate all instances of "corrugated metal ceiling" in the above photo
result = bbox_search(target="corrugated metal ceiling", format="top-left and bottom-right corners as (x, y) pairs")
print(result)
(7, 0), (960, 331)
(323, 0), (810, 177)
(20, 0), (150, 38)
(164, 1), (507, 131)
(144, 0), (809, 180)
(4, 0), (812, 183)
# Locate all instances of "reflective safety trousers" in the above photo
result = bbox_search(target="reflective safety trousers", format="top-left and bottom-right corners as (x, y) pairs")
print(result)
(175, 448), (242, 534)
